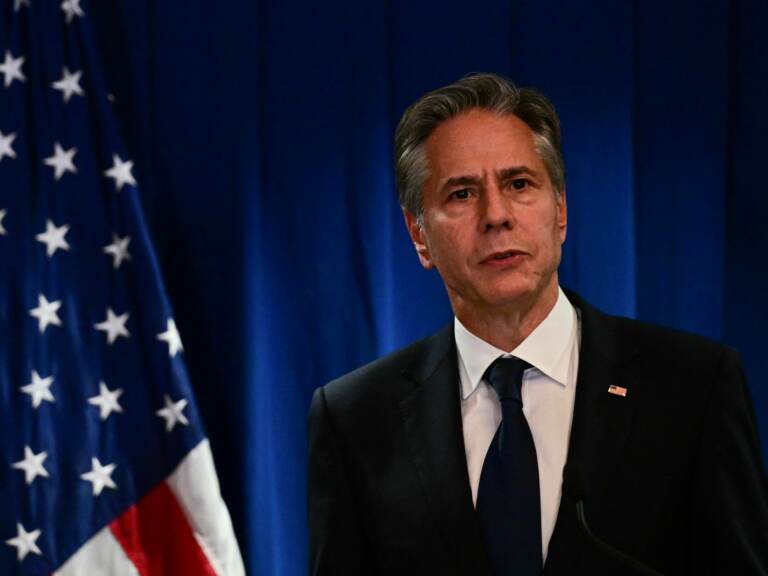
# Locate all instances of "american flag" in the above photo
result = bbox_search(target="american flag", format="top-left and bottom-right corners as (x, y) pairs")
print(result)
(0, 1), (244, 574)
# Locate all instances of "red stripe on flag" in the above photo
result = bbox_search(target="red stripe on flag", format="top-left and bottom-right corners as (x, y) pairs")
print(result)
(109, 481), (217, 576)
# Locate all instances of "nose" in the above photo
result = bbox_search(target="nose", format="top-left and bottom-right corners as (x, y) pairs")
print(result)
(481, 185), (513, 231)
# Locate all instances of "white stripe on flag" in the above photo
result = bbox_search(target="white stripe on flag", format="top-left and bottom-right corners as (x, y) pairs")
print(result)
(53, 525), (140, 576)
(167, 439), (245, 576)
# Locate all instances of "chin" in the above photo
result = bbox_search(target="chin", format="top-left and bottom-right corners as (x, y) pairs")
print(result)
(481, 278), (553, 308)
(480, 289), (537, 309)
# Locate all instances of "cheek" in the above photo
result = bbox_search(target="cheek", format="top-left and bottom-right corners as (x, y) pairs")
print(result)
(424, 222), (471, 267)
(428, 234), (461, 265)
(523, 212), (562, 259)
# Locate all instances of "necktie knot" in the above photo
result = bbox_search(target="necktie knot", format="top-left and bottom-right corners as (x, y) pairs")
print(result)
(484, 356), (531, 404)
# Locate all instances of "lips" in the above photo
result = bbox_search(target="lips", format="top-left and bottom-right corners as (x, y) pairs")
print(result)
(482, 249), (528, 263)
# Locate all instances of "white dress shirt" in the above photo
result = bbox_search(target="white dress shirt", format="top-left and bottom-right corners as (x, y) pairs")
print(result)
(455, 287), (580, 561)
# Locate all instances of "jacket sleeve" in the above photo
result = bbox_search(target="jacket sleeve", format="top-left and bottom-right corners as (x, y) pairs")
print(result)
(307, 385), (372, 575)
(693, 347), (768, 574)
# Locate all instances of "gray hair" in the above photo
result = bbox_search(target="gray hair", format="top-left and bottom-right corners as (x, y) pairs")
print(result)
(394, 73), (565, 220)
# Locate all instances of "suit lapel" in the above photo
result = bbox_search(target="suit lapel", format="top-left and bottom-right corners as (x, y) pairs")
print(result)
(566, 292), (639, 482)
(545, 292), (640, 574)
(398, 327), (492, 575)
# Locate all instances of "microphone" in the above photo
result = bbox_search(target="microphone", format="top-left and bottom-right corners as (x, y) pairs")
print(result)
(562, 462), (665, 576)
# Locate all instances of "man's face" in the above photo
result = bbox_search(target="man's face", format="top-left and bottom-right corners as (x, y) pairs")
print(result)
(405, 109), (567, 316)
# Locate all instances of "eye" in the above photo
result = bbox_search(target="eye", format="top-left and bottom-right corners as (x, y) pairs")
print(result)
(511, 178), (530, 190)
(449, 188), (472, 200)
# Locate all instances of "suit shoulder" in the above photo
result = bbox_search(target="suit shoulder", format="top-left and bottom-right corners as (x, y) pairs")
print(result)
(606, 313), (736, 367)
(320, 328), (449, 414)
(567, 288), (736, 365)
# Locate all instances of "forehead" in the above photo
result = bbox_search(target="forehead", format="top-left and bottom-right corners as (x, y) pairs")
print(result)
(423, 109), (542, 178)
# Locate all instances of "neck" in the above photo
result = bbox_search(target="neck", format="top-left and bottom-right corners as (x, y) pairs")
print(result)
(454, 280), (559, 351)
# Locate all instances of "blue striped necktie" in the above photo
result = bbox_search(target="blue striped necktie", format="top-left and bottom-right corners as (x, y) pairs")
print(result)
(476, 357), (542, 575)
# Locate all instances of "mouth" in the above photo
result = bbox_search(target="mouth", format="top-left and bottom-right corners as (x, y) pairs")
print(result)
(482, 249), (528, 263)
(482, 250), (529, 270)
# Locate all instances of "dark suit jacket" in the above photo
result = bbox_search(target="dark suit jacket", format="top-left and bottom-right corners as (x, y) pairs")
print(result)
(308, 292), (768, 575)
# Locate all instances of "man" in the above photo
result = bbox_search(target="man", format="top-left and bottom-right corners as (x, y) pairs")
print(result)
(308, 73), (768, 575)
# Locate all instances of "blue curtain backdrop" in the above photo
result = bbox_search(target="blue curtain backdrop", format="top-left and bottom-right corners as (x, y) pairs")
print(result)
(78, 1), (768, 573)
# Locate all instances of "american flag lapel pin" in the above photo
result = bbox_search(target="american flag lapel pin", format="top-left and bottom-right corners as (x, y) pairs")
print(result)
(608, 385), (628, 397)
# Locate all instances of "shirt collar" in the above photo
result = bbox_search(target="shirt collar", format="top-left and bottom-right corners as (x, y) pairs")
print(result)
(455, 287), (577, 400)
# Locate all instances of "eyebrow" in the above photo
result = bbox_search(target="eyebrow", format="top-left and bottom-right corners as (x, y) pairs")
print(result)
(497, 166), (540, 181)
(440, 175), (482, 192)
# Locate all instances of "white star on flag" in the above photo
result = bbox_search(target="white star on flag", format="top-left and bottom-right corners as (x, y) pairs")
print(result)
(14, 0), (31, 11)
(29, 294), (63, 334)
(60, 0), (84, 23)
(12, 446), (50, 485)
(103, 234), (131, 269)
(0, 209), (7, 236)
(156, 394), (189, 432)
(35, 219), (71, 258)
(52, 67), (84, 103)
(20, 370), (55, 409)
(5, 523), (42, 562)
(157, 318), (183, 357)
(87, 381), (124, 421)
(94, 307), (130, 345)
(80, 457), (117, 496)
(104, 154), (136, 191)
(0, 50), (25, 88)
(44, 142), (77, 181)
(0, 130), (17, 161)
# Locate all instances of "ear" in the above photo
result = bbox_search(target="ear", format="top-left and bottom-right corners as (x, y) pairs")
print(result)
(403, 209), (434, 269)
(556, 186), (567, 244)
